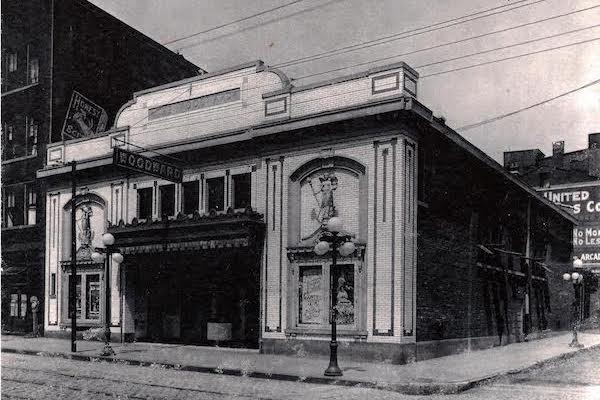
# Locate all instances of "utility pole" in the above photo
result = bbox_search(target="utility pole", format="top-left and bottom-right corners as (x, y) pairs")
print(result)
(70, 161), (77, 352)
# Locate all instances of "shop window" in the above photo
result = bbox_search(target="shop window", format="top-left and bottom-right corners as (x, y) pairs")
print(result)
(10, 294), (19, 317)
(295, 263), (356, 329)
(7, 52), (17, 72)
(9, 293), (28, 319)
(182, 180), (199, 214)
(50, 273), (57, 297)
(20, 294), (27, 318)
(85, 275), (100, 320)
(206, 177), (225, 212)
(28, 58), (39, 84)
(298, 266), (323, 324)
(159, 184), (175, 218)
(232, 173), (251, 209)
(67, 273), (100, 322)
(137, 187), (153, 220)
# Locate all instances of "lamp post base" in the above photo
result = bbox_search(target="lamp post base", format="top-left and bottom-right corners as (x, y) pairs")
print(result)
(324, 341), (343, 377)
(100, 343), (115, 356)
(569, 327), (584, 349)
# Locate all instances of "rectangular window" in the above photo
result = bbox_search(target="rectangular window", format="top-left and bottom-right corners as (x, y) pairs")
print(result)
(85, 274), (100, 320)
(182, 180), (199, 214)
(232, 173), (251, 209)
(25, 184), (36, 225)
(10, 294), (19, 317)
(149, 88), (241, 120)
(8, 52), (17, 72)
(159, 184), (175, 218)
(50, 273), (57, 297)
(299, 266), (322, 324)
(3, 188), (24, 227)
(28, 58), (39, 84)
(20, 294), (27, 318)
(27, 117), (38, 156)
(67, 273), (101, 322)
(137, 187), (153, 220)
(206, 177), (225, 212)
(335, 264), (355, 325)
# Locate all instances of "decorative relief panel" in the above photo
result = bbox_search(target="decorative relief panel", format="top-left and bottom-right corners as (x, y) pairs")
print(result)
(299, 169), (360, 241)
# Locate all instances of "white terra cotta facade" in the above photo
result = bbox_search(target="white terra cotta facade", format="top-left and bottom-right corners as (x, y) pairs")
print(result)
(40, 60), (423, 356)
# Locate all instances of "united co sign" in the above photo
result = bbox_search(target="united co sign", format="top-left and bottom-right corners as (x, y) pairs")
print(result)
(113, 148), (182, 183)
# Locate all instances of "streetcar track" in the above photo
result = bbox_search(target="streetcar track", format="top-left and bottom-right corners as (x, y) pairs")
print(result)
(2, 364), (281, 400)
(2, 376), (149, 399)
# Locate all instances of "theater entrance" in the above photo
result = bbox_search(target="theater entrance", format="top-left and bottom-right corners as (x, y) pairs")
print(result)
(109, 210), (265, 349)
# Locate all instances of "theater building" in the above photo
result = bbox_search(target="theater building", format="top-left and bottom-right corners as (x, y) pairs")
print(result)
(38, 60), (576, 361)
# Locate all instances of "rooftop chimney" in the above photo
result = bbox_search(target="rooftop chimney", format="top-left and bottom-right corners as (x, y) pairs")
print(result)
(590, 133), (600, 178)
(589, 133), (600, 149)
(552, 140), (564, 169)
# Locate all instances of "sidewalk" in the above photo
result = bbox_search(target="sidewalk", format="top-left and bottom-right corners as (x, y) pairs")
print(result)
(2, 332), (600, 395)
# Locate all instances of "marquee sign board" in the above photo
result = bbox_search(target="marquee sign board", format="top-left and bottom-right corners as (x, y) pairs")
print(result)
(540, 183), (600, 267)
(113, 148), (182, 183)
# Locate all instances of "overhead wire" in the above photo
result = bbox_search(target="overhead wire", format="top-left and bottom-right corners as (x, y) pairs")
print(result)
(457, 77), (600, 131)
(290, 5), (600, 82)
(124, 29), (600, 134)
(123, 36), (599, 146)
(127, 8), (600, 129)
(273, 0), (547, 69)
(162, 0), (305, 45)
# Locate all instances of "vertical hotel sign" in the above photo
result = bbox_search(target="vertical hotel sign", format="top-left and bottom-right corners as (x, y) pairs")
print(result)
(61, 91), (108, 140)
(540, 183), (600, 268)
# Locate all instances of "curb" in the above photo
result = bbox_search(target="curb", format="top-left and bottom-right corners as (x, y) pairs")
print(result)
(2, 342), (598, 395)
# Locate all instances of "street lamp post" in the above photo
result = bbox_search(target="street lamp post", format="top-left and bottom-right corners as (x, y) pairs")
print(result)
(91, 233), (124, 357)
(314, 217), (356, 377)
(563, 257), (585, 349)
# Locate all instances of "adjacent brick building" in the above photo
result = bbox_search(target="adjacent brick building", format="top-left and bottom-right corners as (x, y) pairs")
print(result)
(504, 134), (600, 323)
(37, 60), (575, 361)
(1, 0), (202, 333)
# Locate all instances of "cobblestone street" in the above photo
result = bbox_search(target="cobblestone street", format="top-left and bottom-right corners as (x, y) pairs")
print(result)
(2, 347), (600, 399)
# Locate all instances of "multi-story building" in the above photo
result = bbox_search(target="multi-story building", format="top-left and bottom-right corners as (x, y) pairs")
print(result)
(1, 0), (202, 333)
(504, 134), (600, 320)
(37, 60), (576, 361)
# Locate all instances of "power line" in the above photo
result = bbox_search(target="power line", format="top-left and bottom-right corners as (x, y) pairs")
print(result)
(420, 36), (599, 78)
(130, 16), (599, 129)
(129, 31), (600, 131)
(457, 78), (600, 131)
(416, 24), (600, 69)
(273, 0), (546, 68)
(162, 0), (305, 45)
(291, 5), (600, 82)
(176, 0), (345, 51)
(123, 36), (599, 140)
(123, 0), (581, 122)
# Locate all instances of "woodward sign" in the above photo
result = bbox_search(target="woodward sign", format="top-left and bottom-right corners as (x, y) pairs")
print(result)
(113, 148), (182, 183)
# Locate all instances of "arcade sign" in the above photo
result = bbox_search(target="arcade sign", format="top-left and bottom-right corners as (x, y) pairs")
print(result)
(113, 148), (182, 183)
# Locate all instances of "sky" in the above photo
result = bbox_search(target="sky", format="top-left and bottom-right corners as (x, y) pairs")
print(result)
(90, 0), (600, 162)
